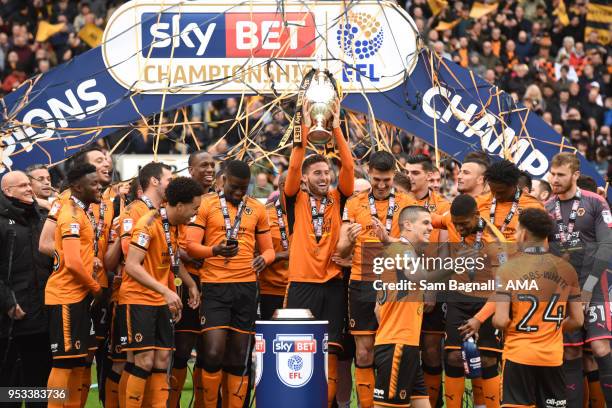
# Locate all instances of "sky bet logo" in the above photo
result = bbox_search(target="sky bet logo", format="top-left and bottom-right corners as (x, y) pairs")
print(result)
(141, 12), (316, 58)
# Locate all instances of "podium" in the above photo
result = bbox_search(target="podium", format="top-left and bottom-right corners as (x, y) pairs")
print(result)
(254, 309), (328, 407)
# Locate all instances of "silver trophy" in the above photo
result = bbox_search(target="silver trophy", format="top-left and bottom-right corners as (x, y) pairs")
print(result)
(304, 70), (337, 144)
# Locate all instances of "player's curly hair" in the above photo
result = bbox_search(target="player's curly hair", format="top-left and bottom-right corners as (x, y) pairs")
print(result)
(484, 159), (521, 186)
(450, 194), (478, 217)
(166, 177), (204, 206)
(518, 208), (553, 240)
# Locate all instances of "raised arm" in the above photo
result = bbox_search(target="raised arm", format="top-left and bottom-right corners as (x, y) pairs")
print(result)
(284, 124), (308, 197)
(334, 125), (354, 197)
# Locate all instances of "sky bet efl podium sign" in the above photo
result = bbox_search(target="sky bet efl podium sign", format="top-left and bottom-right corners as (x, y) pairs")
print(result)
(0, 0), (607, 199)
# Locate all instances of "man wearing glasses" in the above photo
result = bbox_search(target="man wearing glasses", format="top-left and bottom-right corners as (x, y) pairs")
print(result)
(25, 164), (54, 213)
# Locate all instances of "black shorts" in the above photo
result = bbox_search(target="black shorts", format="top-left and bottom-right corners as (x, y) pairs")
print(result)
(286, 279), (347, 348)
(564, 281), (612, 347)
(259, 294), (284, 320)
(174, 274), (202, 333)
(118, 304), (174, 351)
(200, 282), (257, 333)
(445, 293), (501, 353)
(348, 280), (378, 335)
(421, 301), (446, 334)
(48, 297), (96, 359)
(108, 302), (126, 361)
(374, 344), (428, 407)
(90, 288), (110, 341)
(501, 359), (566, 407)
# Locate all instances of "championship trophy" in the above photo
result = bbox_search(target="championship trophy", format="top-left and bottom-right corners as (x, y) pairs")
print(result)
(304, 70), (337, 144)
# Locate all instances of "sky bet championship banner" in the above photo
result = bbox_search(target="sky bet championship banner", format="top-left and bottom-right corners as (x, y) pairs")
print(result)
(0, 0), (607, 198)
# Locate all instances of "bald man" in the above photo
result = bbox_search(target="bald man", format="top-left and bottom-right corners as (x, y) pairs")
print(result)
(0, 170), (52, 395)
(1, 171), (34, 204)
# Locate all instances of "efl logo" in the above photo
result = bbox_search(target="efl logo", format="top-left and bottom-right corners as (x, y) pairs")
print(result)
(141, 12), (315, 58)
(338, 12), (383, 82)
(274, 334), (316, 388)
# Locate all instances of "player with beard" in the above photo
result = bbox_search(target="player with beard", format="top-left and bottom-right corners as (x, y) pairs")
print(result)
(546, 153), (612, 408)
(405, 154), (449, 406)
(45, 164), (103, 408)
(457, 153), (490, 198)
(186, 160), (275, 408)
(169, 150), (217, 408)
(119, 177), (202, 408)
(336, 151), (416, 408)
(104, 162), (174, 408)
(283, 99), (354, 407)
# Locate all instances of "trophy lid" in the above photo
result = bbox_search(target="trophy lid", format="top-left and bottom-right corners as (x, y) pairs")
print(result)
(272, 308), (314, 321)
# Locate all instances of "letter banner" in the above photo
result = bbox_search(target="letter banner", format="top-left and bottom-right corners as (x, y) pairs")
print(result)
(0, 0), (606, 198)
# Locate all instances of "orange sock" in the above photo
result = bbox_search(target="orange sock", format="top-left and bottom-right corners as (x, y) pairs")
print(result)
(472, 377), (486, 407)
(148, 370), (170, 408)
(65, 366), (84, 408)
(444, 370), (465, 408)
(141, 377), (153, 407)
(587, 371), (606, 408)
(354, 366), (374, 408)
(168, 367), (187, 408)
(105, 370), (121, 408)
(481, 375), (500, 408)
(203, 369), (223, 408)
(423, 365), (442, 407)
(47, 367), (72, 408)
(327, 354), (338, 408)
(226, 373), (248, 408)
(222, 371), (229, 408)
(125, 365), (150, 408)
(193, 367), (204, 407)
(119, 363), (133, 408)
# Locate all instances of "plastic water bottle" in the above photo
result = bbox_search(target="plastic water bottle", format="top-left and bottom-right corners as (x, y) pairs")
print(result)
(461, 337), (482, 378)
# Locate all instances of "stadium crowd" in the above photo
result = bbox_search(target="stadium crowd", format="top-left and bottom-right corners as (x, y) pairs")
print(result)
(0, 0), (610, 186)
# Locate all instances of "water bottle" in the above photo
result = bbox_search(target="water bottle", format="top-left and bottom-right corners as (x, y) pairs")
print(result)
(461, 337), (482, 379)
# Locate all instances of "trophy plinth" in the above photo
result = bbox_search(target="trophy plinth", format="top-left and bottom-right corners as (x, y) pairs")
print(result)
(304, 70), (337, 144)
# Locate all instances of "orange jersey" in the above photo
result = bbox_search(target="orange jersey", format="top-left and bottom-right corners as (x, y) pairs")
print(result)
(188, 193), (270, 283)
(498, 251), (580, 366)
(119, 210), (177, 306)
(47, 189), (72, 222)
(284, 189), (346, 283)
(414, 190), (450, 243)
(45, 199), (96, 305)
(375, 242), (424, 346)
(476, 192), (543, 241)
(259, 203), (290, 296)
(343, 190), (417, 281)
(119, 200), (152, 254)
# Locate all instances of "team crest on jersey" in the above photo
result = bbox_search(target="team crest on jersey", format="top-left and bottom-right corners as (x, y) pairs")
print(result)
(52, 250), (60, 272)
(70, 223), (80, 235)
(428, 204), (436, 212)
(135, 333), (143, 343)
(49, 201), (61, 217)
(123, 218), (133, 232)
(274, 334), (316, 388)
(75, 340), (81, 350)
(399, 390), (407, 400)
(244, 206), (253, 215)
(392, 203), (400, 212)
(577, 207), (586, 217)
(254, 334), (265, 386)
(137, 232), (150, 247)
